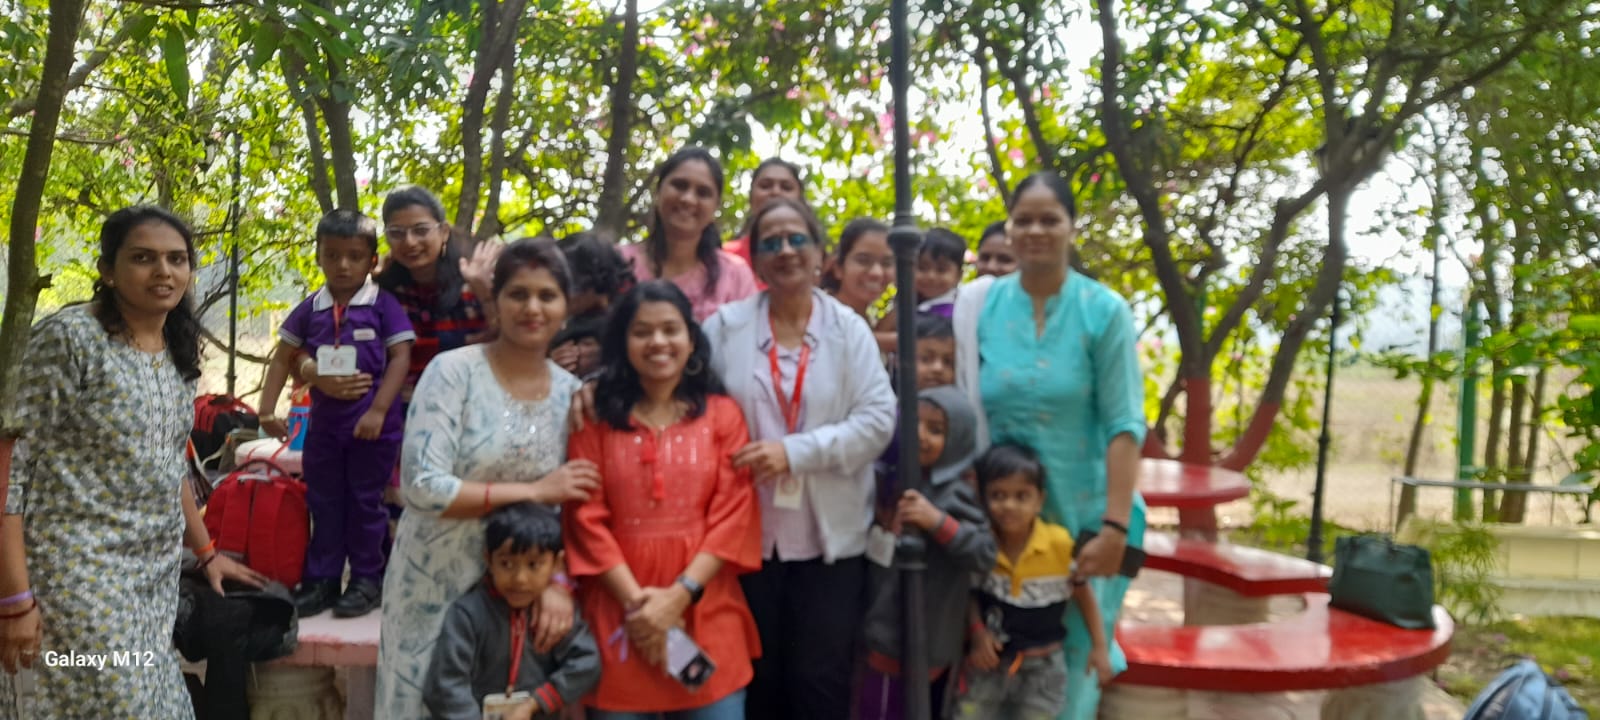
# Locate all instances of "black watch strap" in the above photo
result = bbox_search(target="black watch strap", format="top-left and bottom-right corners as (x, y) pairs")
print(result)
(676, 575), (706, 604)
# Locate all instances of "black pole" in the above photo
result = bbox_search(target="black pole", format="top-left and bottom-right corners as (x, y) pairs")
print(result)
(1307, 287), (1341, 563)
(887, 0), (929, 717)
(226, 132), (243, 398)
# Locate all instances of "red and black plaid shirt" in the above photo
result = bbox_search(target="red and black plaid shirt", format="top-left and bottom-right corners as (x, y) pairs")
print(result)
(388, 282), (488, 393)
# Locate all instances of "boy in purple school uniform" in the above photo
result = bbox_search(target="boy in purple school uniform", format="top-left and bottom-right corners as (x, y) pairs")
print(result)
(259, 209), (415, 619)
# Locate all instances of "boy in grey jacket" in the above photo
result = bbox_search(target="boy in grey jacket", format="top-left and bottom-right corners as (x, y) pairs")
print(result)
(423, 503), (600, 720)
(860, 385), (998, 719)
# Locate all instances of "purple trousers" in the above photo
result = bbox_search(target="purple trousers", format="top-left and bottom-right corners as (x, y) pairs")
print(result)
(300, 429), (400, 583)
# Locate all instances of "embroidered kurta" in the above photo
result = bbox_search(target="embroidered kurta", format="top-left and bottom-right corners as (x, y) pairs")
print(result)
(376, 346), (579, 720)
(1, 306), (195, 719)
(564, 395), (762, 712)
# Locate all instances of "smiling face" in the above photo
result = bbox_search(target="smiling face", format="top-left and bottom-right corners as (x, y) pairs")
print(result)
(383, 204), (450, 276)
(984, 471), (1044, 541)
(753, 204), (820, 294)
(749, 164), (802, 216)
(317, 235), (377, 296)
(976, 232), (1019, 277)
(831, 230), (892, 313)
(102, 220), (192, 319)
(914, 253), (962, 302)
(626, 300), (694, 388)
(1006, 185), (1077, 273)
(495, 266), (568, 352)
(655, 159), (721, 239)
(915, 336), (956, 390)
(917, 400), (949, 469)
(486, 541), (558, 610)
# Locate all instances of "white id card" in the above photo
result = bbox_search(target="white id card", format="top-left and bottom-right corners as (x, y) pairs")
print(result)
(867, 525), (896, 567)
(316, 345), (358, 376)
(772, 474), (803, 509)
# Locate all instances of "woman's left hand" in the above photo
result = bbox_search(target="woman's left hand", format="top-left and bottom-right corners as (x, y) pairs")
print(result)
(532, 583), (575, 653)
(624, 585), (688, 666)
(731, 440), (789, 480)
(204, 554), (268, 595)
(1075, 529), (1127, 579)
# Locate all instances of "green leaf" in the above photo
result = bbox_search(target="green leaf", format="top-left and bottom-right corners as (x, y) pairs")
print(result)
(1558, 471), (1595, 487)
(248, 21), (281, 71)
(160, 31), (189, 106)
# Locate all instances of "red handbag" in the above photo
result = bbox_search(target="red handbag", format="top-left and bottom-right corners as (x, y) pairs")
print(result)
(202, 452), (308, 589)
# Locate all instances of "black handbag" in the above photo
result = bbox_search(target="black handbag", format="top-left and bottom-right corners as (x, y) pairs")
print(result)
(1327, 534), (1436, 629)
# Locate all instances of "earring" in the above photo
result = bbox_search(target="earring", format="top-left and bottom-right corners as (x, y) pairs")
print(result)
(685, 356), (704, 376)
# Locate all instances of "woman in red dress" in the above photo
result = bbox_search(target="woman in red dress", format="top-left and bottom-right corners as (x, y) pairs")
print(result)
(564, 279), (762, 719)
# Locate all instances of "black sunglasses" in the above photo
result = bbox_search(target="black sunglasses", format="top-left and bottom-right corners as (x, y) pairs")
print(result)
(756, 232), (814, 255)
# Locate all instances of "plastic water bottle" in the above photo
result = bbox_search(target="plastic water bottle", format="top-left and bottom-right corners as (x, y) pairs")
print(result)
(287, 403), (311, 452)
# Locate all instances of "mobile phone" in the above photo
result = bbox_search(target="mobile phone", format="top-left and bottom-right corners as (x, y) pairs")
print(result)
(666, 627), (716, 691)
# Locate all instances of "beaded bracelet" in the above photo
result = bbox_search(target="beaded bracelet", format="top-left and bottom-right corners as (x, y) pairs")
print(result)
(0, 598), (38, 620)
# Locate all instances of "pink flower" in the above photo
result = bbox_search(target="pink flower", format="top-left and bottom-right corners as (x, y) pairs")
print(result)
(771, 19), (786, 31)
(786, 88), (801, 99)
(1007, 147), (1025, 162)
(976, 177), (990, 191)
(1090, 173), (1102, 183)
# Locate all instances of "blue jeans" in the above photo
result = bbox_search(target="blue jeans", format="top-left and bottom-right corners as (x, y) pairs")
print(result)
(588, 689), (746, 720)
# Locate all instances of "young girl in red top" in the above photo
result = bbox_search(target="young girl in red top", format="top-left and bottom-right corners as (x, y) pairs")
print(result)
(564, 280), (762, 719)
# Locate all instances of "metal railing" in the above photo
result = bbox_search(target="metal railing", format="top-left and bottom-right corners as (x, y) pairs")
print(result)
(1389, 476), (1591, 531)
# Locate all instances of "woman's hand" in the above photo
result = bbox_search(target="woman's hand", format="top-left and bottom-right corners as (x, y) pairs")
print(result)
(967, 628), (1002, 671)
(1075, 530), (1127, 578)
(529, 460), (601, 505)
(0, 603), (41, 674)
(567, 381), (598, 433)
(731, 440), (789, 480)
(531, 583), (574, 653)
(625, 585), (689, 667)
(460, 240), (502, 296)
(1088, 643), (1114, 687)
(204, 554), (268, 595)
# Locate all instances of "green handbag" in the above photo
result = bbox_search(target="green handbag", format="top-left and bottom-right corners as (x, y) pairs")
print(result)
(1327, 534), (1437, 630)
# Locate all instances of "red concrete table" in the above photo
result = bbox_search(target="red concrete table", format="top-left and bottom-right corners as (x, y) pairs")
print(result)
(1139, 459), (1249, 541)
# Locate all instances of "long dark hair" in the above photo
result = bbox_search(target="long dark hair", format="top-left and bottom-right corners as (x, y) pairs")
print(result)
(91, 206), (203, 382)
(738, 157), (806, 237)
(1008, 171), (1093, 278)
(822, 217), (889, 293)
(593, 280), (723, 431)
(376, 186), (467, 312)
(645, 147), (725, 297)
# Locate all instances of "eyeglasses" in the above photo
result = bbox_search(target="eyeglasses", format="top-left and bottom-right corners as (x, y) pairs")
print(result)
(385, 223), (442, 241)
(756, 233), (814, 255)
(847, 253), (895, 272)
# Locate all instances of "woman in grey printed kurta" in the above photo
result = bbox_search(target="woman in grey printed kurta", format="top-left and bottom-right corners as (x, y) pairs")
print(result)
(376, 237), (598, 719)
(1, 207), (265, 719)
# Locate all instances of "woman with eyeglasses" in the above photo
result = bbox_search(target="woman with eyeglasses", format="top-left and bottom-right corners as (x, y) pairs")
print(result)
(724, 157), (808, 290)
(700, 197), (896, 720)
(621, 148), (759, 322)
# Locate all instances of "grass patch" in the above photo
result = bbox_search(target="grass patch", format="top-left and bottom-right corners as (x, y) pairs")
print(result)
(1437, 616), (1600, 714)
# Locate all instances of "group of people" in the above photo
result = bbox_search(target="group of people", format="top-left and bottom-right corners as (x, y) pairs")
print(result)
(0, 146), (1148, 720)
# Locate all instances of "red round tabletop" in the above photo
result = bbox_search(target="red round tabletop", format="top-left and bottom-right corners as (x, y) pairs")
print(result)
(1139, 459), (1250, 509)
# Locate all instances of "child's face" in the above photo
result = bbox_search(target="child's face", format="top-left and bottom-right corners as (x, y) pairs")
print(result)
(976, 234), (1018, 277)
(486, 541), (559, 610)
(914, 254), (962, 302)
(831, 231), (893, 312)
(984, 472), (1044, 539)
(917, 401), (948, 469)
(317, 234), (377, 295)
(915, 337), (956, 390)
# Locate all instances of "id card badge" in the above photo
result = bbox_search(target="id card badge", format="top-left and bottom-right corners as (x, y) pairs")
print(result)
(772, 474), (804, 510)
(316, 345), (358, 376)
(867, 525), (896, 567)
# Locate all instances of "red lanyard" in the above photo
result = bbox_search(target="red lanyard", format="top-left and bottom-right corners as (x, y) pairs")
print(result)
(331, 303), (346, 348)
(506, 607), (525, 694)
(768, 341), (811, 433)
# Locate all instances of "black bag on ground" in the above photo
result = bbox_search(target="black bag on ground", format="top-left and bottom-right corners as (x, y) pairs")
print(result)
(1327, 533), (1436, 629)
(174, 564), (298, 720)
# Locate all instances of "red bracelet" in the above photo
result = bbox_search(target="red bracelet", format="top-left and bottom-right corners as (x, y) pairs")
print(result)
(484, 483), (493, 511)
(193, 538), (218, 557)
(0, 598), (37, 620)
(969, 620), (986, 636)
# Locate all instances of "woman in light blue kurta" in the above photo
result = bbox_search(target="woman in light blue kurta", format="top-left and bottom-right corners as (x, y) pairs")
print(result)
(955, 171), (1147, 720)
(376, 239), (595, 719)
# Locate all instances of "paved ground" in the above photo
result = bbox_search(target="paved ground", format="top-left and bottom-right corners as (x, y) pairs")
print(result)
(1123, 569), (1466, 719)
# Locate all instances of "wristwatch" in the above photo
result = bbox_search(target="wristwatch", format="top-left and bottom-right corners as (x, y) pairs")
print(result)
(675, 575), (705, 604)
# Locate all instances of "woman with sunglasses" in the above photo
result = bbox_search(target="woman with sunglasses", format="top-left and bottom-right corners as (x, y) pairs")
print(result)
(701, 197), (896, 720)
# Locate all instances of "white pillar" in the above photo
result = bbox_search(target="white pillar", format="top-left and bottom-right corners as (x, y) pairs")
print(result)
(1321, 676), (1429, 720)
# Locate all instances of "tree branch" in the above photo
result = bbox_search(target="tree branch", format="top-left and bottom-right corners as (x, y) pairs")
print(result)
(5, 8), (147, 118)
(974, 38), (1010, 205)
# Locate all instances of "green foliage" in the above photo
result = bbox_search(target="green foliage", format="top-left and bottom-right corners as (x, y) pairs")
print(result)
(1397, 518), (1503, 625)
(1442, 617), (1600, 715)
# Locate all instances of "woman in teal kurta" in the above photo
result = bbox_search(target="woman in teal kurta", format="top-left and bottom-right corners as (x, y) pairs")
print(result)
(954, 171), (1146, 720)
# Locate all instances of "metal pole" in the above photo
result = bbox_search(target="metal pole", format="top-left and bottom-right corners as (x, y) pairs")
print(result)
(887, 0), (928, 716)
(1455, 295), (1481, 520)
(226, 132), (243, 398)
(1307, 287), (1340, 563)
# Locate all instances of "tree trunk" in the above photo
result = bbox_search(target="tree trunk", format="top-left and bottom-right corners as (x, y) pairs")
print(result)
(1481, 363), (1507, 521)
(318, 92), (359, 210)
(1397, 138), (1450, 526)
(1500, 373), (1531, 523)
(0, 0), (89, 439)
(975, 41), (1009, 206)
(456, 0), (526, 244)
(281, 51), (334, 213)
(475, 37), (520, 244)
(594, 0), (639, 238)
